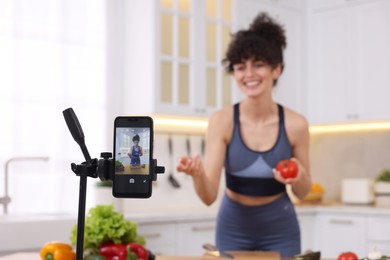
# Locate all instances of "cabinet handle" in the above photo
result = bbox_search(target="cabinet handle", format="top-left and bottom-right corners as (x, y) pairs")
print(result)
(329, 219), (353, 225)
(142, 233), (162, 239)
(194, 108), (207, 114)
(192, 225), (215, 232)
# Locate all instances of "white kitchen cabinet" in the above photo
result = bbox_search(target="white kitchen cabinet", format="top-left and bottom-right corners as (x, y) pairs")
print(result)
(367, 216), (390, 255)
(316, 214), (367, 258)
(176, 220), (216, 256)
(137, 222), (177, 256)
(307, 0), (390, 124)
(234, 0), (306, 116)
(297, 212), (317, 252)
(111, 0), (236, 117)
(136, 217), (216, 257)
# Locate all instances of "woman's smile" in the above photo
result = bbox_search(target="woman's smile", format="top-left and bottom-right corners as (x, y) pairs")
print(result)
(244, 80), (261, 89)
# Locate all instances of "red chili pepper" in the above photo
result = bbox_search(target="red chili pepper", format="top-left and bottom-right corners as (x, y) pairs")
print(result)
(99, 243), (127, 260)
(127, 243), (149, 260)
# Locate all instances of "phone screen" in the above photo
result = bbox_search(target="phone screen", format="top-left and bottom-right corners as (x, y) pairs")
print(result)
(113, 116), (153, 198)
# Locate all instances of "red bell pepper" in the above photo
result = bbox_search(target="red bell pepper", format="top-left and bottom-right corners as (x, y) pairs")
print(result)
(127, 243), (149, 260)
(99, 243), (149, 260)
(99, 244), (127, 260)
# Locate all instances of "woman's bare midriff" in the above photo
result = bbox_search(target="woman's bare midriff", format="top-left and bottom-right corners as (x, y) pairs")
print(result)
(226, 188), (285, 206)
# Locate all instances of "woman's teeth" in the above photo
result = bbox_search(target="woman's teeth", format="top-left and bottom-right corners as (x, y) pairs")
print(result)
(245, 81), (259, 88)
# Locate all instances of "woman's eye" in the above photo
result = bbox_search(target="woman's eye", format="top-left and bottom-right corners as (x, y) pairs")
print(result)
(254, 62), (264, 68)
(234, 65), (245, 71)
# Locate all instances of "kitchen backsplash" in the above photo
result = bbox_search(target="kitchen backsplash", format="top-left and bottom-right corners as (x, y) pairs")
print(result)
(310, 130), (390, 202)
(111, 129), (390, 213)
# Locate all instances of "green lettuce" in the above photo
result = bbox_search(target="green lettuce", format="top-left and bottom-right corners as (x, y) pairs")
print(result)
(71, 205), (145, 254)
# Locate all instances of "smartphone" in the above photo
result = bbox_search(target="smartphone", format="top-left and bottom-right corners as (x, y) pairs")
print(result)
(113, 116), (153, 198)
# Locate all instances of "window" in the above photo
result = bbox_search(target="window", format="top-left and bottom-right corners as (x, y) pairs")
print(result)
(0, 0), (107, 214)
(159, 0), (193, 107)
(158, 0), (234, 112)
(205, 0), (233, 108)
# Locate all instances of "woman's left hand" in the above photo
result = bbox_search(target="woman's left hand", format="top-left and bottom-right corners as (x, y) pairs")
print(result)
(273, 158), (303, 185)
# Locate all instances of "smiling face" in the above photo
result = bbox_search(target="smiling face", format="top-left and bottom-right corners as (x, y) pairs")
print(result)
(232, 59), (281, 98)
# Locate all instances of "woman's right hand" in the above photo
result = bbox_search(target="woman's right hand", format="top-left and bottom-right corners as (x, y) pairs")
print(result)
(176, 153), (203, 178)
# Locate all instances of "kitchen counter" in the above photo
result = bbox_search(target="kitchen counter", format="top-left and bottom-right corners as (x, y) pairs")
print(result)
(0, 213), (77, 254)
(294, 201), (390, 215)
(1, 203), (390, 256)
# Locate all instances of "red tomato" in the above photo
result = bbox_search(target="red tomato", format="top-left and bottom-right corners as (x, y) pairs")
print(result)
(276, 160), (298, 179)
(338, 252), (358, 260)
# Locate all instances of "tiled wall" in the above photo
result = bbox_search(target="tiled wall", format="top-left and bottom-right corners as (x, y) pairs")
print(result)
(310, 130), (390, 202)
(115, 130), (390, 213)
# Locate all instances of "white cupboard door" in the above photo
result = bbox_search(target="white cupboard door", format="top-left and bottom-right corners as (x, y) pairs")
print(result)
(308, 0), (390, 124)
(317, 214), (366, 258)
(297, 213), (317, 252)
(353, 0), (390, 121)
(138, 223), (177, 256)
(176, 221), (216, 256)
(308, 6), (352, 124)
(367, 216), (390, 255)
(235, 0), (306, 115)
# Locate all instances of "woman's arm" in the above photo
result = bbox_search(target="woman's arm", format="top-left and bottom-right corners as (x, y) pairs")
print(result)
(177, 108), (232, 205)
(290, 121), (311, 199)
(274, 110), (311, 199)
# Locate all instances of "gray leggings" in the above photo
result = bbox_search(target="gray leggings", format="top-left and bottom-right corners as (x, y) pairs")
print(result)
(216, 193), (301, 257)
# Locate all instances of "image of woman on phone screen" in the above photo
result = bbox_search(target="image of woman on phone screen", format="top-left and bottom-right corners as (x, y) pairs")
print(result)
(128, 134), (143, 165)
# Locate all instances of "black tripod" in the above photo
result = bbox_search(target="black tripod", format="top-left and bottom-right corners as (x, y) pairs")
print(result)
(63, 108), (164, 260)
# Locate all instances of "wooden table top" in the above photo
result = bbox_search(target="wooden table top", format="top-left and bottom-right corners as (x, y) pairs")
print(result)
(157, 251), (281, 260)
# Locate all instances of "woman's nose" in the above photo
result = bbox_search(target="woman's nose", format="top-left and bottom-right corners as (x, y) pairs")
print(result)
(244, 66), (254, 77)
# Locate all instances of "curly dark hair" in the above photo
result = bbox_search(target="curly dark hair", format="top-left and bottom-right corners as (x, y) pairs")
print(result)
(222, 12), (286, 75)
(132, 134), (140, 142)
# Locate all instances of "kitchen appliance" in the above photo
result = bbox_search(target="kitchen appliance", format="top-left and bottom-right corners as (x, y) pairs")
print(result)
(341, 178), (375, 204)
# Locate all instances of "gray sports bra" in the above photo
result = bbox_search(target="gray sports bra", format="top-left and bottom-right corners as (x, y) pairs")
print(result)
(224, 103), (292, 196)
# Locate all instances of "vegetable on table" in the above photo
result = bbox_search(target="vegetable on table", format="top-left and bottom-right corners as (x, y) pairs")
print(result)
(368, 248), (382, 260)
(83, 254), (106, 260)
(40, 241), (76, 260)
(99, 242), (149, 260)
(276, 159), (298, 179)
(127, 242), (149, 260)
(292, 250), (321, 260)
(338, 252), (359, 260)
(70, 205), (145, 255)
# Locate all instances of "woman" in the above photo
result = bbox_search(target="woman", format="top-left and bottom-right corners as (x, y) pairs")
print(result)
(128, 134), (143, 165)
(176, 13), (311, 256)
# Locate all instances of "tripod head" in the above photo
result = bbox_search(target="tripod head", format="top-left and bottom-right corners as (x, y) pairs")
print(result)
(63, 108), (164, 182)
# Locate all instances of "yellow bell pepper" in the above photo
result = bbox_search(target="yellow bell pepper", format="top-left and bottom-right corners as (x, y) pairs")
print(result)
(40, 241), (76, 260)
